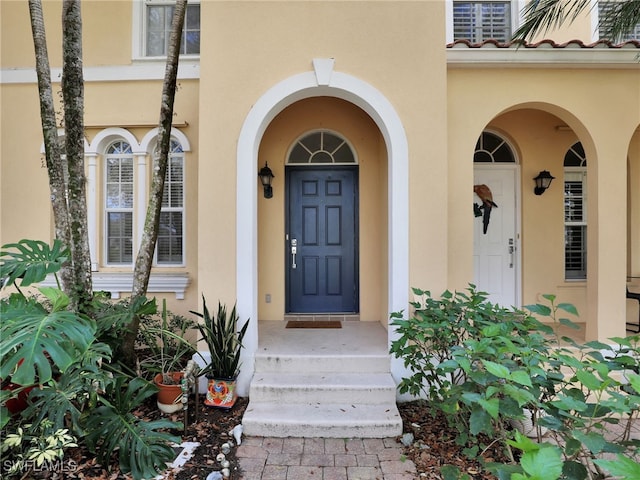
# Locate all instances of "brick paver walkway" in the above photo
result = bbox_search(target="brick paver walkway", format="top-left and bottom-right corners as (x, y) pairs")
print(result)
(236, 437), (417, 480)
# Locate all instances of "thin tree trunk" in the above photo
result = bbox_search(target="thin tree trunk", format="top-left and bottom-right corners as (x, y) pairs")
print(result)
(121, 0), (187, 366)
(28, 0), (74, 294)
(62, 0), (92, 311)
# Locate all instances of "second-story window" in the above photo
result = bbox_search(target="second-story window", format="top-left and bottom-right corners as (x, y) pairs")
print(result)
(145, 1), (200, 57)
(453, 0), (512, 42)
(598, 2), (640, 41)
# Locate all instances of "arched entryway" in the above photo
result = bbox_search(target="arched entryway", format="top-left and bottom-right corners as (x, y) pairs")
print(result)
(235, 59), (409, 395)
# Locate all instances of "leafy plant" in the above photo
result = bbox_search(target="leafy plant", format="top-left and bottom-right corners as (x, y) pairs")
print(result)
(0, 239), (69, 290)
(191, 296), (249, 379)
(1, 239), (184, 480)
(391, 286), (640, 480)
(84, 376), (181, 479)
(137, 298), (197, 383)
(1, 419), (78, 477)
(0, 287), (97, 386)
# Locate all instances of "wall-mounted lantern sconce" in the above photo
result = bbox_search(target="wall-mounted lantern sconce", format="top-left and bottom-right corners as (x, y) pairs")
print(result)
(258, 162), (275, 199)
(533, 170), (555, 195)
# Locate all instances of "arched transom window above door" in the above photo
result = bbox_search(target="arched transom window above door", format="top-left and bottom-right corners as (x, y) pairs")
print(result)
(287, 130), (357, 165)
(473, 131), (516, 163)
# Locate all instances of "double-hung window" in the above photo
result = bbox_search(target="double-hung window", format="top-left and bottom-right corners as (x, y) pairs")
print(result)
(102, 137), (185, 267)
(564, 143), (587, 280)
(143, 0), (200, 57)
(157, 141), (185, 265)
(105, 141), (135, 264)
(453, 1), (512, 42)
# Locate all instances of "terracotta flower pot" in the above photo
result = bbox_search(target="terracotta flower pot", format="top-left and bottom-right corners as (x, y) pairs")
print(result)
(205, 377), (237, 409)
(154, 372), (185, 414)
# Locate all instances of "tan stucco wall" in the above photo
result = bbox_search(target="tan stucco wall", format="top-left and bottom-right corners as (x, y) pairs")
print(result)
(0, 76), (201, 314)
(448, 67), (640, 340)
(0, 0), (132, 69)
(198, 0), (447, 315)
(1, 0), (639, 342)
(1, 82), (53, 243)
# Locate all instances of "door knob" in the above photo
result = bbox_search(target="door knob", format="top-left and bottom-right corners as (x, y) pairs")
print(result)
(291, 238), (297, 269)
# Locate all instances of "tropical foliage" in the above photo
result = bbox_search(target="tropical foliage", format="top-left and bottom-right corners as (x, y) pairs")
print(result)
(1, 239), (182, 479)
(391, 285), (640, 479)
(191, 297), (250, 379)
(514, 0), (640, 42)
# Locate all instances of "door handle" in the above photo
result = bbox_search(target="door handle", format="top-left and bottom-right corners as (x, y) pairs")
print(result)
(508, 238), (514, 269)
(291, 239), (297, 269)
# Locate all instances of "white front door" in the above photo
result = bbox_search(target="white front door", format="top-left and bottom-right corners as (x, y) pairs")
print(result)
(473, 166), (519, 307)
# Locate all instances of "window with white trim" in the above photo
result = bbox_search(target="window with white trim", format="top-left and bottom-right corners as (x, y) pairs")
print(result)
(156, 140), (185, 265)
(287, 131), (357, 164)
(598, 1), (640, 41)
(105, 141), (134, 264)
(453, 0), (513, 42)
(564, 142), (587, 280)
(143, 0), (200, 57)
(473, 131), (516, 163)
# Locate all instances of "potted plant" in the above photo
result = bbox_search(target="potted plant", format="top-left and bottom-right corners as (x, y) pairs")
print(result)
(190, 296), (249, 409)
(138, 299), (197, 413)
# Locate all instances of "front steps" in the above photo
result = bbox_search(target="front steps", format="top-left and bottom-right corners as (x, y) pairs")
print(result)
(242, 321), (402, 438)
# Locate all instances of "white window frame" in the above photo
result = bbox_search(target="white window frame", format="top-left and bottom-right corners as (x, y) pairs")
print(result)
(564, 160), (588, 281)
(104, 141), (135, 266)
(132, 0), (201, 61)
(154, 140), (186, 266)
(446, 0), (525, 43)
(286, 130), (358, 166)
(41, 128), (192, 298)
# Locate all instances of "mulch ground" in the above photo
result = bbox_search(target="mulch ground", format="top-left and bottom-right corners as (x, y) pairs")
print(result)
(18, 397), (505, 479)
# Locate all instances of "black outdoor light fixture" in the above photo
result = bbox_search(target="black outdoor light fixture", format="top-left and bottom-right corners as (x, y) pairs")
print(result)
(258, 162), (275, 199)
(533, 170), (555, 195)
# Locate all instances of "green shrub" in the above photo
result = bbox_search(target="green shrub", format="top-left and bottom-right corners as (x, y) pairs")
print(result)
(391, 286), (640, 479)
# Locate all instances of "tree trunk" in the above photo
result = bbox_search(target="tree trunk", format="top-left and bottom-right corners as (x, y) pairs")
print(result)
(120, 0), (187, 366)
(61, 0), (93, 311)
(28, 0), (74, 294)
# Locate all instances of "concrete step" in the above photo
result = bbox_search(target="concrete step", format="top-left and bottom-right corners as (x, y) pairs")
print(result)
(249, 372), (397, 404)
(242, 402), (403, 438)
(254, 352), (391, 374)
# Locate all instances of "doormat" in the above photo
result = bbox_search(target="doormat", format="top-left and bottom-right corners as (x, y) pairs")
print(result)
(286, 320), (342, 329)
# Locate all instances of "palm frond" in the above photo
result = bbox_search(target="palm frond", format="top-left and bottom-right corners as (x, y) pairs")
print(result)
(513, 0), (593, 41)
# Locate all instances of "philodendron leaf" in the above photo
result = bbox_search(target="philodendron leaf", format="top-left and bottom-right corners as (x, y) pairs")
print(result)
(85, 377), (181, 480)
(0, 297), (96, 385)
(0, 239), (68, 287)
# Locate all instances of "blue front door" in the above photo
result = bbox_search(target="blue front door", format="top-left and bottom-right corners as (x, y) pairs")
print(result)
(286, 167), (359, 313)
